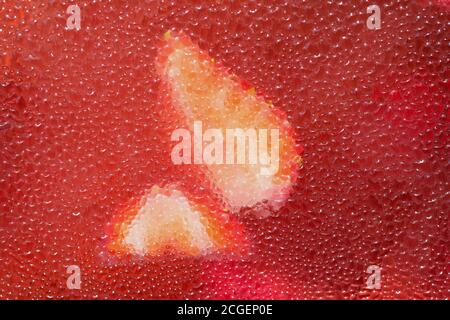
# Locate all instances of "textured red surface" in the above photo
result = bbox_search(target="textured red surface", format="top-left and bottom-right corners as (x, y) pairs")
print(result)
(0, 1), (449, 299)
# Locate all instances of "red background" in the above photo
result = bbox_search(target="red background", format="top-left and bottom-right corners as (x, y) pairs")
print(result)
(0, 0), (448, 299)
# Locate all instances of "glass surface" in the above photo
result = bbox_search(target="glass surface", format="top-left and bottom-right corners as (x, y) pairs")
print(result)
(0, 0), (448, 299)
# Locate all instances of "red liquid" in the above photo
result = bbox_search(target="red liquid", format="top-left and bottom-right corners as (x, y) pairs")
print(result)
(0, 0), (448, 299)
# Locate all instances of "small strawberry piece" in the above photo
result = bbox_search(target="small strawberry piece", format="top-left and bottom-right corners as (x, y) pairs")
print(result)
(108, 185), (247, 257)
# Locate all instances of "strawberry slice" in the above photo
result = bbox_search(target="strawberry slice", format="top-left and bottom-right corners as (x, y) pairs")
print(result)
(156, 31), (302, 211)
(107, 185), (247, 257)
